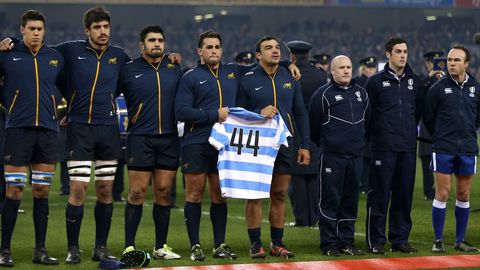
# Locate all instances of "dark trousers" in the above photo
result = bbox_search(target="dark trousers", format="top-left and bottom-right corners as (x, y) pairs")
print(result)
(360, 156), (370, 193)
(289, 174), (319, 226)
(365, 151), (416, 249)
(319, 153), (362, 251)
(420, 156), (435, 199)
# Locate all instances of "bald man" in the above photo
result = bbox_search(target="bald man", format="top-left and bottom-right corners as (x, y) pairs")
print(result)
(309, 55), (370, 256)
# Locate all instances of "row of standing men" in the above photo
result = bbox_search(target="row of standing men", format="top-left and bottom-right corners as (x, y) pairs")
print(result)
(0, 6), (479, 267)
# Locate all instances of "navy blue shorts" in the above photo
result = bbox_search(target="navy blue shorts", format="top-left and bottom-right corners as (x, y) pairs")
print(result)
(4, 127), (58, 165)
(273, 138), (293, 174)
(432, 152), (476, 176)
(127, 134), (179, 171)
(181, 143), (218, 174)
(66, 123), (122, 161)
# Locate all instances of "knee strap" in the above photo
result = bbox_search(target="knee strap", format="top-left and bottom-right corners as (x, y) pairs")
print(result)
(5, 172), (28, 186)
(31, 171), (55, 185)
(68, 160), (92, 182)
(94, 160), (117, 181)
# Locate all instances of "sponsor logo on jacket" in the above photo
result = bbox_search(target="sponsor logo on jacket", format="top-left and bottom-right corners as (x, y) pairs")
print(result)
(407, 78), (414, 90)
(108, 57), (118, 64)
(49, 59), (59, 67)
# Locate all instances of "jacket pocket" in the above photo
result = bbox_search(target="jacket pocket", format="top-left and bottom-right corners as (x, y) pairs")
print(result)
(68, 90), (76, 113)
(131, 103), (143, 124)
(111, 93), (116, 113)
(286, 112), (295, 135)
(52, 95), (57, 119)
(8, 90), (19, 115)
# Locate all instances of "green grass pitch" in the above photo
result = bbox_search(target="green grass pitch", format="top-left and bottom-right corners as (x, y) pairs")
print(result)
(7, 160), (480, 269)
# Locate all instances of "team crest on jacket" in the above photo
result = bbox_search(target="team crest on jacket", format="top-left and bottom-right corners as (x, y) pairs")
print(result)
(227, 72), (235, 79)
(108, 57), (118, 64)
(167, 63), (175, 69)
(334, 95), (343, 101)
(469, 86), (476, 97)
(355, 91), (362, 102)
(407, 78), (414, 90)
(444, 88), (452, 94)
(49, 59), (59, 67)
(283, 82), (292, 89)
(382, 81), (391, 87)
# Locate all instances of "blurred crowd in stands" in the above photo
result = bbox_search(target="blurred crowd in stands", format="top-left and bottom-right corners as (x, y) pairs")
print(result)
(2, 16), (479, 78)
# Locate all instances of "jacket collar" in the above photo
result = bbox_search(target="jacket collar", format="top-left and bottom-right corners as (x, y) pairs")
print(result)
(17, 41), (44, 55)
(382, 62), (414, 80)
(448, 72), (477, 88)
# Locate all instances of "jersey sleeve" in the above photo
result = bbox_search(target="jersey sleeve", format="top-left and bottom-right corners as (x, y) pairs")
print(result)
(272, 114), (291, 149)
(208, 122), (229, 150)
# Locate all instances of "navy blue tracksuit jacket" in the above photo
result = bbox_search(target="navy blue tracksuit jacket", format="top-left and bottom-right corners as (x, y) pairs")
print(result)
(175, 62), (250, 146)
(118, 55), (182, 136)
(424, 74), (480, 156)
(237, 65), (310, 149)
(0, 42), (64, 131)
(54, 40), (130, 125)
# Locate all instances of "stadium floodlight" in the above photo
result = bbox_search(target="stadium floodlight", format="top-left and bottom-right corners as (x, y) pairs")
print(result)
(194, 15), (203, 22)
(204, 13), (214, 19)
(426, 16), (437, 21)
(220, 10), (228, 15)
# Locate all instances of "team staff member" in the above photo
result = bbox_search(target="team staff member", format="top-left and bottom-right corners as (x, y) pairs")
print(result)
(0, 10), (64, 266)
(175, 31), (299, 261)
(424, 46), (480, 253)
(365, 38), (425, 254)
(309, 55), (369, 256)
(418, 51), (444, 201)
(237, 36), (310, 259)
(118, 25), (182, 260)
(286, 40), (326, 227)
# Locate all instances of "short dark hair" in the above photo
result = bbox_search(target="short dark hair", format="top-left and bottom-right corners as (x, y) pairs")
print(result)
(140, 25), (164, 42)
(385, 37), (407, 53)
(451, 45), (471, 63)
(83, 6), (110, 29)
(21, 10), (45, 27)
(197, 30), (221, 48)
(255, 36), (279, 53)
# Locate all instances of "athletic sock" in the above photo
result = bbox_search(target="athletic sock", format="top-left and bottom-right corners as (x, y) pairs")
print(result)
(124, 202), (143, 248)
(248, 227), (262, 246)
(1, 198), (20, 249)
(153, 204), (170, 249)
(33, 197), (49, 248)
(455, 200), (470, 243)
(210, 202), (227, 248)
(66, 203), (84, 248)
(94, 201), (113, 247)
(270, 227), (284, 246)
(184, 201), (201, 247)
(432, 199), (447, 240)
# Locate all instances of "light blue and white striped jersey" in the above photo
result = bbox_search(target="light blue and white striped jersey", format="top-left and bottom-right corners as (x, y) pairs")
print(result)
(209, 107), (291, 199)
